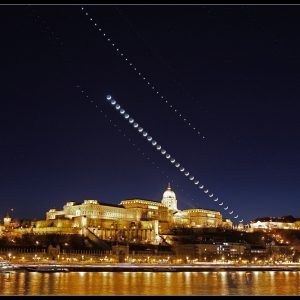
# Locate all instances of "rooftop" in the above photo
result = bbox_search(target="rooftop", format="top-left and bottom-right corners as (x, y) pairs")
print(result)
(253, 215), (300, 223)
(183, 208), (220, 213)
(121, 198), (162, 204)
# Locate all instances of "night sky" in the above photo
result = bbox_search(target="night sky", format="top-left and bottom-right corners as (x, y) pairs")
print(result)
(1, 5), (300, 223)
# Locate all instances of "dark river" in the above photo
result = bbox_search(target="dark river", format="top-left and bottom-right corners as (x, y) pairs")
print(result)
(1, 271), (300, 295)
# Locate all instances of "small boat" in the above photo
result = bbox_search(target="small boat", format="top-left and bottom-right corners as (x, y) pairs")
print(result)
(0, 261), (15, 272)
(26, 265), (70, 273)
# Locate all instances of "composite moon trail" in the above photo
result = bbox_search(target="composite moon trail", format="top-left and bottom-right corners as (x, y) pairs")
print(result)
(105, 94), (243, 223)
(80, 6), (206, 141)
(33, 9), (243, 224)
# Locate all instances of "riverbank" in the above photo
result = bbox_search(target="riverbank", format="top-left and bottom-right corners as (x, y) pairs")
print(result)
(13, 263), (300, 272)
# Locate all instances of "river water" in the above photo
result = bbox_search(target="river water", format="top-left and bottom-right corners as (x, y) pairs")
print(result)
(0, 271), (300, 295)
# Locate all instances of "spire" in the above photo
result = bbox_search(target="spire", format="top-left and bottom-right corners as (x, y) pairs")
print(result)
(167, 182), (171, 190)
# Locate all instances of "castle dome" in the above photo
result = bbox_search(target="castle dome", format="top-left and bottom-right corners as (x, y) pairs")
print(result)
(161, 183), (178, 210)
(163, 184), (176, 200)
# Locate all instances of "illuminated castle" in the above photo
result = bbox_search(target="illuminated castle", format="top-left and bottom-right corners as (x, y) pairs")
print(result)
(35, 184), (232, 244)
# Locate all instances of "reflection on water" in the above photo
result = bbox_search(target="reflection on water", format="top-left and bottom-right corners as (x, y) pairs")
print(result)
(0, 271), (300, 295)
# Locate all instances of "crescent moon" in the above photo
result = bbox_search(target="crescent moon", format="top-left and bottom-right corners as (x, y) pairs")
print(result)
(239, 219), (244, 223)
(219, 202), (223, 206)
(209, 194), (213, 198)
(204, 189), (209, 193)
(213, 198), (218, 202)
(224, 206), (228, 210)
(234, 215), (239, 219)
(229, 211), (234, 214)
(199, 185), (204, 189)
(194, 181), (199, 185)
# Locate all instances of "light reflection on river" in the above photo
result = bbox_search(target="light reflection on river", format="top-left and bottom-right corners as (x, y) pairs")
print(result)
(0, 271), (300, 295)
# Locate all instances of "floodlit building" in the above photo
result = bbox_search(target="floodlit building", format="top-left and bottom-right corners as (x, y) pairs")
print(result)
(36, 184), (232, 244)
(250, 216), (300, 230)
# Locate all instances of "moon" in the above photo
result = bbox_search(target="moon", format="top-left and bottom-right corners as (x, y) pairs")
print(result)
(138, 127), (143, 132)
(152, 140), (157, 146)
(143, 131), (148, 137)
(239, 219), (244, 223)
(184, 172), (190, 176)
(224, 206), (228, 210)
(234, 215), (239, 219)
(120, 109), (125, 114)
(194, 180), (199, 185)
(189, 176), (194, 181)
(124, 114), (129, 119)
(161, 149), (166, 155)
(175, 163), (180, 168)
(156, 145), (161, 150)
(115, 104), (121, 110)
(199, 185), (204, 189)
(111, 100), (116, 105)
(229, 211), (233, 214)
(204, 189), (209, 193)
(209, 194), (213, 198)
(214, 198), (218, 202)
(129, 118), (134, 123)
(106, 95), (112, 100)
(147, 136), (152, 141)
(180, 167), (185, 172)
(133, 123), (139, 128)
(219, 202), (223, 206)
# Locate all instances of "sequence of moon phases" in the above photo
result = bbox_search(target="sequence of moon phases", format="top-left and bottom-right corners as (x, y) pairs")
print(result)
(106, 95), (237, 220)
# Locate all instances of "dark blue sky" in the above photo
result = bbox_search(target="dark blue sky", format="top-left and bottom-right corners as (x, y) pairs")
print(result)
(1, 5), (300, 223)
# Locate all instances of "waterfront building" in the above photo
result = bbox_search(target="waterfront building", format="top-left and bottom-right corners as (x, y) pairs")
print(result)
(250, 216), (300, 230)
(33, 184), (232, 244)
(174, 242), (247, 260)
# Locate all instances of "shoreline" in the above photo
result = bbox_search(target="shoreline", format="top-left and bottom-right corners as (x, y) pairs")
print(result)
(12, 263), (300, 272)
